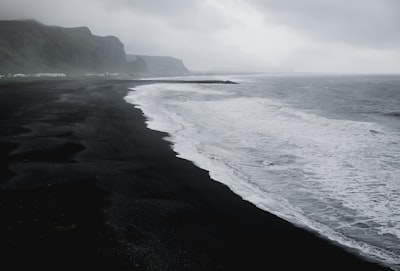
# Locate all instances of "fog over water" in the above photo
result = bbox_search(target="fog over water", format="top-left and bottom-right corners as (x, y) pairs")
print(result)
(0, 0), (399, 73)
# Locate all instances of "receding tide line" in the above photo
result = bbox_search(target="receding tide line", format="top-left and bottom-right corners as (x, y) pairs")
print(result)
(124, 84), (400, 271)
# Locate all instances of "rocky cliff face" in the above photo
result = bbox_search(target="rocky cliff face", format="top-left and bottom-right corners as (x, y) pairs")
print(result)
(127, 54), (189, 76)
(0, 20), (191, 76)
(126, 55), (150, 75)
(0, 20), (127, 74)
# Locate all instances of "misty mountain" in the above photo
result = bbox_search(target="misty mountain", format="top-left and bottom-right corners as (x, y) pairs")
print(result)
(0, 20), (190, 76)
(0, 20), (128, 74)
(126, 55), (150, 75)
(127, 54), (189, 76)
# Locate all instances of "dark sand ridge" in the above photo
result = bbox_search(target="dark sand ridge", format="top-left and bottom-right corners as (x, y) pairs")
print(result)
(0, 79), (392, 270)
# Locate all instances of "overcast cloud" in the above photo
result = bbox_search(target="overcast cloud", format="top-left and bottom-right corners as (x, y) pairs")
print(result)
(0, 0), (399, 73)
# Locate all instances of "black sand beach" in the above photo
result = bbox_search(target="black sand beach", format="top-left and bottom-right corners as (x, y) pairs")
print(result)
(0, 79), (391, 270)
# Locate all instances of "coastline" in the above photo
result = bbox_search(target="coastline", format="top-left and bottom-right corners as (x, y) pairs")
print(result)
(0, 79), (392, 270)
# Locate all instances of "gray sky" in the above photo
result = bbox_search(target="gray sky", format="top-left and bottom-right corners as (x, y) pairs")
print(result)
(1, 0), (399, 73)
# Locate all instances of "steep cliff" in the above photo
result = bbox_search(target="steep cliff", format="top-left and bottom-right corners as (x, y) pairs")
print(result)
(0, 20), (127, 74)
(0, 20), (191, 76)
(127, 54), (189, 76)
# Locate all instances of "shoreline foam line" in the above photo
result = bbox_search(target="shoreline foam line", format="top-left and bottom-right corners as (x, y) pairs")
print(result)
(124, 83), (400, 270)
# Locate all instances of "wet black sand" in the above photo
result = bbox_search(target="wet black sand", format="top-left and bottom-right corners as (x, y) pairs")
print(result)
(0, 79), (391, 270)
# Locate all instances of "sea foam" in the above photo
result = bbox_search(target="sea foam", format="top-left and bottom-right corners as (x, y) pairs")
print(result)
(125, 78), (400, 269)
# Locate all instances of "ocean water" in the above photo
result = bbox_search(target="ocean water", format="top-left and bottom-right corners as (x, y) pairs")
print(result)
(125, 74), (400, 269)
